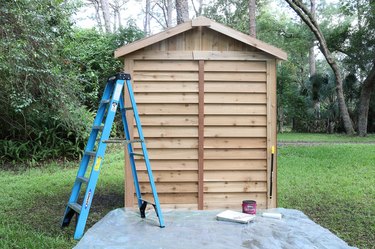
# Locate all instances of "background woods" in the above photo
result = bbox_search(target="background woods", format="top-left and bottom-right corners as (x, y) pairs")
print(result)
(0, 0), (374, 164)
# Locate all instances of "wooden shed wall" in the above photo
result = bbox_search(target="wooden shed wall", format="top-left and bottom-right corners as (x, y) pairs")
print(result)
(123, 26), (277, 210)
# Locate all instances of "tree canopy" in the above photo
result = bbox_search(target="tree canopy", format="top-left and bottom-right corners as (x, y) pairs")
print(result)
(1, 0), (374, 165)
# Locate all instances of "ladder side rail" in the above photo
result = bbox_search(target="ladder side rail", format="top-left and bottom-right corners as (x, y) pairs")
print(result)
(66, 80), (115, 207)
(125, 79), (165, 227)
(119, 92), (143, 208)
(74, 79), (124, 239)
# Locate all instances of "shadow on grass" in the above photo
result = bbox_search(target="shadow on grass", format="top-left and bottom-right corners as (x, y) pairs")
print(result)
(282, 195), (375, 249)
(17, 184), (124, 241)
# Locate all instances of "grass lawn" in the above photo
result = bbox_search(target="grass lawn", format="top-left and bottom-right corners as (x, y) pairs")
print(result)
(0, 135), (374, 248)
(0, 146), (125, 249)
(278, 132), (375, 143)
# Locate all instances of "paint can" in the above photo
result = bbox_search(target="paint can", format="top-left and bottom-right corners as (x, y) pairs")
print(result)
(242, 200), (256, 215)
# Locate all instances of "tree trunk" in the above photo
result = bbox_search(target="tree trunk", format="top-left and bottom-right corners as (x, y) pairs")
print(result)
(118, 9), (122, 29)
(191, 0), (203, 16)
(92, 0), (104, 32)
(113, 10), (117, 32)
(309, 0), (316, 77)
(144, 0), (151, 34)
(284, 0), (355, 135)
(176, 0), (189, 24)
(167, 0), (173, 27)
(100, 0), (111, 33)
(248, 0), (256, 37)
(358, 62), (375, 136)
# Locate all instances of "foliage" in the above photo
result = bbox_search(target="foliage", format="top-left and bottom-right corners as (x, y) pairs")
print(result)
(0, 1), (144, 165)
(62, 23), (144, 109)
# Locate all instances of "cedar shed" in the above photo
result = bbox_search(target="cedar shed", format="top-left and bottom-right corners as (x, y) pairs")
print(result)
(115, 16), (287, 211)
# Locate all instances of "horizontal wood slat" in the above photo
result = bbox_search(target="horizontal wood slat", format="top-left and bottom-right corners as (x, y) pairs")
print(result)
(205, 104), (266, 115)
(136, 126), (198, 137)
(192, 51), (273, 61)
(204, 182), (267, 193)
(135, 93), (198, 103)
(136, 193), (198, 204)
(204, 61), (267, 72)
(204, 126), (267, 137)
(140, 182), (198, 193)
(203, 201), (266, 210)
(204, 138), (266, 149)
(138, 104), (198, 115)
(134, 138), (198, 149)
(204, 159), (267, 170)
(139, 116), (198, 126)
(134, 60), (198, 71)
(136, 160), (198, 171)
(204, 148), (266, 159)
(134, 82), (198, 92)
(160, 203), (198, 210)
(204, 170), (266, 181)
(134, 148), (198, 159)
(205, 93), (266, 104)
(205, 72), (266, 82)
(204, 115), (266, 126)
(204, 193), (267, 207)
(205, 82), (266, 93)
(137, 170), (198, 182)
(134, 72), (198, 81)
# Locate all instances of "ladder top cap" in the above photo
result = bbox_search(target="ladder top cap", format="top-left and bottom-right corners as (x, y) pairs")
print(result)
(108, 72), (131, 81)
(117, 72), (131, 80)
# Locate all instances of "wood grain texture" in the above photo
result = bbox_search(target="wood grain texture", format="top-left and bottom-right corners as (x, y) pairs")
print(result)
(204, 126), (267, 137)
(198, 60), (205, 210)
(204, 93), (266, 104)
(139, 115), (198, 126)
(204, 137), (267, 149)
(137, 170), (198, 182)
(205, 82), (266, 93)
(204, 159), (267, 170)
(204, 181), (267, 193)
(204, 115), (266, 126)
(204, 170), (267, 182)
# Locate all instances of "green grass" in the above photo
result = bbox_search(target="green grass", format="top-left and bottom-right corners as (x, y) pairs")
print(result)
(0, 146), (125, 249)
(278, 132), (375, 142)
(1, 135), (374, 248)
(278, 144), (375, 248)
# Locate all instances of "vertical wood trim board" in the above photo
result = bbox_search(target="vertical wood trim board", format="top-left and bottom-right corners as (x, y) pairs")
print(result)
(270, 59), (277, 208)
(266, 59), (277, 208)
(124, 59), (135, 207)
(198, 60), (205, 210)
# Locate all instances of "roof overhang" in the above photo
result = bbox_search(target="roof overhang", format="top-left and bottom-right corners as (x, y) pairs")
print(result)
(115, 16), (287, 61)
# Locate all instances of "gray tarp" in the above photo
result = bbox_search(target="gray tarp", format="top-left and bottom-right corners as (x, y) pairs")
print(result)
(75, 208), (357, 249)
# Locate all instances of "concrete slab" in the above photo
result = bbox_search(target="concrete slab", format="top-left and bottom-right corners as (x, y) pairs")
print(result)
(75, 208), (356, 249)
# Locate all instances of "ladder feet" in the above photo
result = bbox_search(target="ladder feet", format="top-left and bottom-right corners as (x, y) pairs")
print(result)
(61, 208), (76, 228)
(140, 200), (161, 219)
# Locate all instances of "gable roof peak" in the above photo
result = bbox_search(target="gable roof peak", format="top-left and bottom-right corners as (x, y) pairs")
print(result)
(114, 16), (287, 60)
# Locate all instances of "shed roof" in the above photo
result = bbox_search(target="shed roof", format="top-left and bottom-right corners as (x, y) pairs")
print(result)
(115, 16), (287, 60)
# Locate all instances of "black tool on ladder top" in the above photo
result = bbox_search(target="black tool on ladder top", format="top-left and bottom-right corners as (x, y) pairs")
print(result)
(269, 146), (275, 199)
(61, 72), (165, 240)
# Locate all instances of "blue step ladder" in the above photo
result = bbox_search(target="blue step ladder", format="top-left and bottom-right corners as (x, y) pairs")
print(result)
(61, 72), (165, 240)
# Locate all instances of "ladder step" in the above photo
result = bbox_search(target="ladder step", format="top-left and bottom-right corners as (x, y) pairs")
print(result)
(124, 107), (133, 110)
(100, 99), (110, 104)
(103, 139), (144, 144)
(130, 152), (144, 157)
(93, 125), (104, 131)
(85, 151), (96, 157)
(77, 176), (89, 183)
(68, 203), (82, 214)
